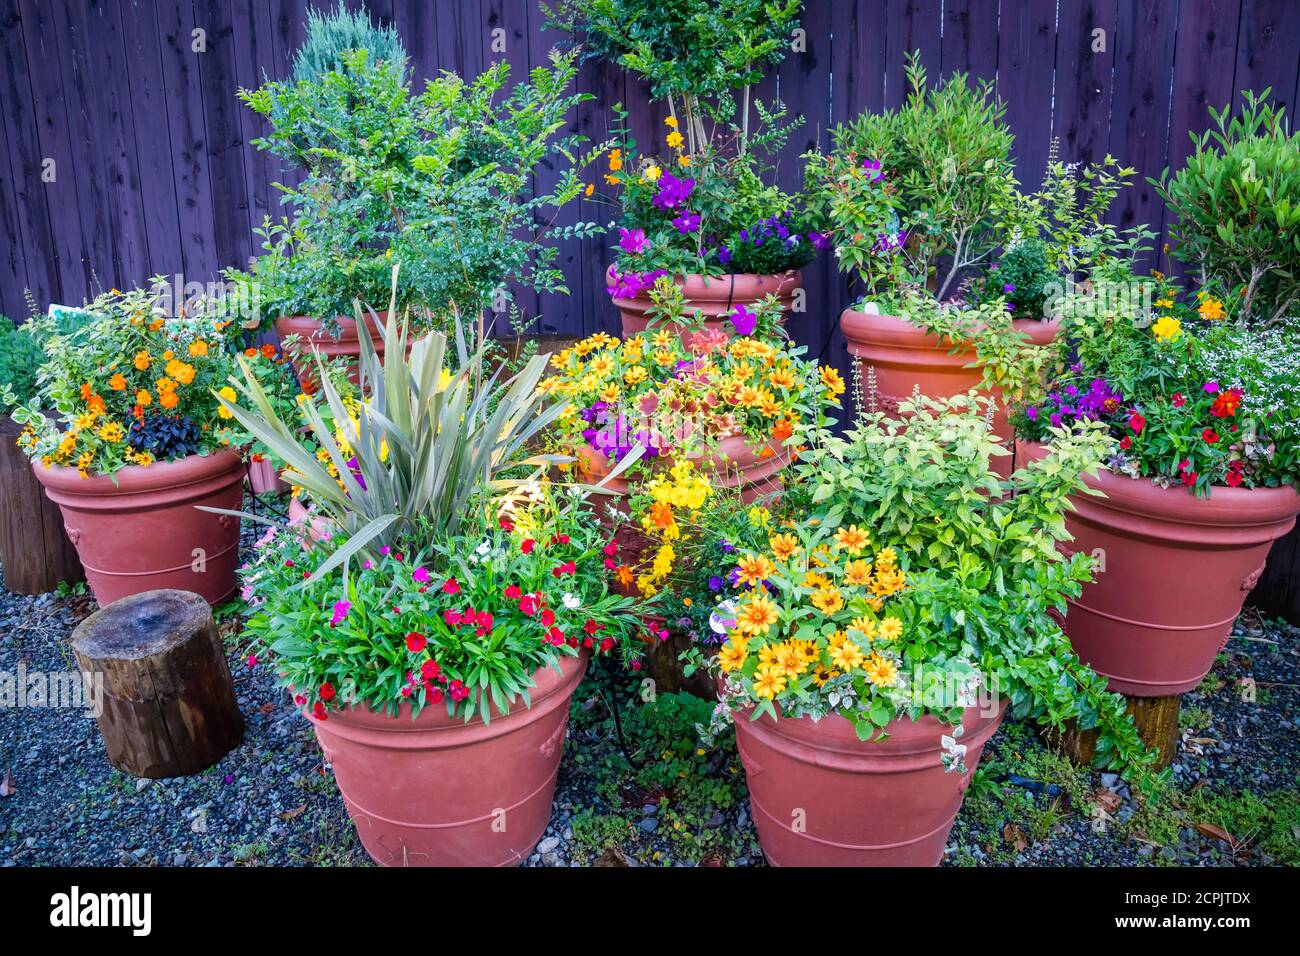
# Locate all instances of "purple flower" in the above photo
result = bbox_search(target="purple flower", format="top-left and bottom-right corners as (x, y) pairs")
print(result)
(606, 268), (666, 298)
(809, 231), (829, 250)
(862, 158), (884, 182)
(1049, 412), (1063, 427)
(345, 455), (366, 491)
(671, 210), (701, 234)
(330, 600), (351, 626)
(618, 227), (649, 255)
(708, 576), (724, 592)
(729, 304), (758, 336)
(1025, 406), (1038, 420)
(717, 245), (732, 266)
(362, 559), (373, 570)
(379, 545), (391, 556)
(1003, 283), (1016, 294)
(652, 172), (695, 210)
(413, 567), (430, 584)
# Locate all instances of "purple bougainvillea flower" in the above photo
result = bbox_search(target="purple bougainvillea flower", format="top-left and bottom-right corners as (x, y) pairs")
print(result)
(730, 304), (758, 336)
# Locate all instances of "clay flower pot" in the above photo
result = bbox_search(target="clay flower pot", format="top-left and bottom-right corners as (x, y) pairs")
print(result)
(245, 456), (289, 495)
(735, 701), (1005, 866)
(1018, 440), (1300, 695)
(32, 450), (244, 606)
(609, 266), (801, 347)
(307, 652), (587, 867)
(843, 308), (1059, 474)
(275, 313), (389, 387)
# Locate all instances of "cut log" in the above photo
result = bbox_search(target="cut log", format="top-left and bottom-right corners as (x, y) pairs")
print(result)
(1045, 694), (1181, 770)
(0, 414), (84, 594)
(71, 589), (244, 777)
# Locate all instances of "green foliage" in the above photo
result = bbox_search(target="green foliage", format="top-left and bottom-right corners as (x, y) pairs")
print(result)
(0, 315), (44, 406)
(291, 2), (407, 85)
(794, 393), (1159, 778)
(1154, 89), (1300, 326)
(968, 239), (1054, 320)
(240, 47), (602, 333)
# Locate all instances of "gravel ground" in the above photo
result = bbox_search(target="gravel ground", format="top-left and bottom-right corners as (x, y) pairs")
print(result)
(3, 522), (1297, 867)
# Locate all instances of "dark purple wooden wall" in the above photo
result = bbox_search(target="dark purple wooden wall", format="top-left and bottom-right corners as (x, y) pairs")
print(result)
(2, 0), (1298, 372)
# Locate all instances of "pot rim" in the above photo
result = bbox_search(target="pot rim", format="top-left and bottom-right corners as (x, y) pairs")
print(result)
(32, 448), (244, 496)
(308, 650), (588, 735)
(606, 264), (802, 306)
(1017, 439), (1300, 526)
(841, 307), (1062, 348)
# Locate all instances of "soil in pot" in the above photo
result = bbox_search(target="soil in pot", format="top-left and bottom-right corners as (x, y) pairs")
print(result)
(1017, 439), (1300, 697)
(32, 450), (244, 606)
(734, 700), (1005, 866)
(307, 652), (587, 867)
(610, 268), (801, 348)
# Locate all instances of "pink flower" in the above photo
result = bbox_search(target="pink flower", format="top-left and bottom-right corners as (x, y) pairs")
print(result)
(412, 567), (431, 584)
(442, 578), (461, 595)
(330, 600), (351, 626)
(246, 654), (257, 668)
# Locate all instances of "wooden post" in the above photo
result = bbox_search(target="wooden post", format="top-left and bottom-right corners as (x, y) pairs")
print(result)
(0, 414), (83, 594)
(71, 589), (244, 778)
(1045, 694), (1182, 770)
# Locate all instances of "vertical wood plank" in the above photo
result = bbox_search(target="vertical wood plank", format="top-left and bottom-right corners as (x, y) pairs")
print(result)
(884, 0), (942, 109)
(1052, 0), (1119, 171)
(996, 0), (1057, 192)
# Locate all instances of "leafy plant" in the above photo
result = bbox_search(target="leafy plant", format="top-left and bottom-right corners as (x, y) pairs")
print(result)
(1154, 89), (1300, 326)
(291, 2), (406, 85)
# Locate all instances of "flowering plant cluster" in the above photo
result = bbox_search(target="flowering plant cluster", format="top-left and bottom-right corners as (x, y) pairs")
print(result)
(601, 106), (823, 291)
(710, 524), (947, 739)
(539, 328), (842, 465)
(5, 284), (241, 477)
(1016, 267), (1300, 495)
(239, 481), (651, 721)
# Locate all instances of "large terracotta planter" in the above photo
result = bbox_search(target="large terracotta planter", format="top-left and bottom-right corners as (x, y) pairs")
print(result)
(843, 308), (1059, 474)
(735, 701), (1005, 866)
(32, 450), (243, 606)
(0, 414), (83, 594)
(1018, 440), (1300, 695)
(610, 266), (801, 347)
(307, 652), (587, 867)
(275, 313), (389, 387)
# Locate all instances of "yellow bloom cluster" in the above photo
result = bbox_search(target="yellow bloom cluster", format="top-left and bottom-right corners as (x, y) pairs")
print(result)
(717, 526), (910, 704)
(634, 460), (713, 597)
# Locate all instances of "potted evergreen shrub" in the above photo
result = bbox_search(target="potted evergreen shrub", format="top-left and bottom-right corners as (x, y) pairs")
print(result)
(6, 285), (245, 606)
(238, 6), (602, 380)
(546, 0), (821, 343)
(218, 285), (651, 867)
(804, 53), (1140, 466)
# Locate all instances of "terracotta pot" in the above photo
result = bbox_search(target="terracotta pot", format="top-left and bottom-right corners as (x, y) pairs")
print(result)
(308, 652), (587, 867)
(0, 413), (83, 594)
(32, 450), (244, 606)
(609, 266), (801, 347)
(842, 308), (1060, 475)
(245, 456), (289, 495)
(1017, 440), (1300, 695)
(735, 701), (1005, 866)
(275, 313), (389, 387)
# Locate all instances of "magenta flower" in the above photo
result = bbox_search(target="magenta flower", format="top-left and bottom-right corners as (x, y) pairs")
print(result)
(618, 227), (649, 255)
(652, 172), (695, 210)
(1203, 381), (1220, 393)
(412, 567), (430, 584)
(671, 210), (701, 234)
(729, 304), (758, 336)
(330, 600), (351, 626)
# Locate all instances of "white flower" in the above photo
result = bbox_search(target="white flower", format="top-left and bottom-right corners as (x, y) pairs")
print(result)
(562, 593), (581, 610)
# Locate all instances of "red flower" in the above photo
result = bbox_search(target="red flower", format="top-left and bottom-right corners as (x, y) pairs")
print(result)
(545, 627), (566, 646)
(599, 636), (615, 652)
(1127, 412), (1145, 434)
(1226, 470), (1244, 487)
(442, 578), (461, 595)
(312, 701), (328, 721)
(448, 680), (469, 702)
(405, 632), (427, 653)
(1202, 428), (1220, 444)
(521, 538), (536, 554)
(602, 540), (618, 557)
(294, 694), (306, 706)
(630, 660), (641, 671)
(1178, 458), (1191, 471)
(500, 518), (514, 531)
(1211, 389), (1243, 418)
(1171, 392), (1186, 408)
(1119, 436), (1131, 450)
(540, 608), (556, 627)
(401, 685), (413, 697)
(319, 682), (337, 702)
(519, 595), (539, 616)
(443, 609), (463, 627)
(421, 659), (441, 680)
(1181, 469), (1198, 487)
(584, 618), (601, 635)
(428, 686), (444, 704)
(551, 560), (577, 578)
(504, 584), (522, 599)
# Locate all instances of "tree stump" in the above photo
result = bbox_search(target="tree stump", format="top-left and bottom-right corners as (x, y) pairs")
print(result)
(1045, 694), (1181, 770)
(71, 589), (244, 777)
(0, 414), (83, 594)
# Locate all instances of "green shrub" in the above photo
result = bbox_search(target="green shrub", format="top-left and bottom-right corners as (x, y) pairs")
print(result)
(291, 2), (406, 85)
(0, 315), (44, 406)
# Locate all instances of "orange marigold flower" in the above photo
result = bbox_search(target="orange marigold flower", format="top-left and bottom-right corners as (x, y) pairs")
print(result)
(135, 390), (152, 407)
(189, 340), (209, 357)
(159, 390), (180, 410)
(133, 351), (151, 370)
(109, 373), (128, 391)
(260, 343), (277, 359)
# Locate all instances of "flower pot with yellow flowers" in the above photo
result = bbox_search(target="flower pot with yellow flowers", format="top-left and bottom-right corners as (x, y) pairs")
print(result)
(692, 392), (1162, 866)
(5, 285), (245, 606)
